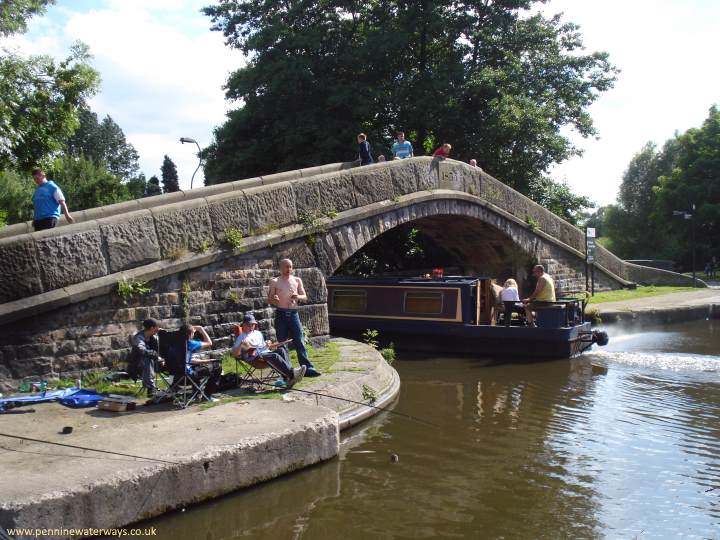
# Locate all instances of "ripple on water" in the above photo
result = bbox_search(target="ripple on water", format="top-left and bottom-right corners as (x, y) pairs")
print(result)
(588, 349), (720, 373)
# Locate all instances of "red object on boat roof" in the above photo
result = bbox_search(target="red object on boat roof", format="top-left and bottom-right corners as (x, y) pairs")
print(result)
(432, 268), (444, 279)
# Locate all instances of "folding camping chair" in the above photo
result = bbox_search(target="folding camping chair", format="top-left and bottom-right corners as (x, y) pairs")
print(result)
(159, 329), (220, 408)
(234, 350), (287, 393)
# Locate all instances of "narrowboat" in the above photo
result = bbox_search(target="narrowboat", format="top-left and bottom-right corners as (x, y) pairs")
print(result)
(327, 276), (608, 359)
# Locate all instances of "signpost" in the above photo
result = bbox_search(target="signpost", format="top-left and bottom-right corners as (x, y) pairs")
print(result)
(586, 228), (596, 295)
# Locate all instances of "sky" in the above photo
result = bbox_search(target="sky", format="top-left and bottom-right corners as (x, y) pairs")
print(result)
(2, 0), (719, 205)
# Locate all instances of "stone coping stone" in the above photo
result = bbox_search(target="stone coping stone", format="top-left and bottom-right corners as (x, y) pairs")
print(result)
(0, 338), (398, 537)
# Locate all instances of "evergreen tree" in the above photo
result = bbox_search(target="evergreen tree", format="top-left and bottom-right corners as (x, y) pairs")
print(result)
(160, 155), (180, 192)
(146, 175), (162, 197)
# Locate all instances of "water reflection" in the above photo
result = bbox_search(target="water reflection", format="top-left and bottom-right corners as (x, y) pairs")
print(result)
(149, 321), (720, 539)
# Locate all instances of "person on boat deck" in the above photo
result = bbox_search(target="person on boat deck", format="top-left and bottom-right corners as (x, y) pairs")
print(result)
(489, 279), (504, 326)
(500, 279), (525, 327)
(523, 265), (556, 326)
(231, 313), (306, 388)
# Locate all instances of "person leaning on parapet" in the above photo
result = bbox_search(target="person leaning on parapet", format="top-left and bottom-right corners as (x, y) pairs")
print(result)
(31, 167), (74, 231)
(432, 143), (452, 159)
(130, 319), (163, 396)
(268, 258), (321, 377)
(523, 265), (556, 327)
(356, 133), (374, 166)
(232, 313), (306, 388)
(391, 131), (414, 160)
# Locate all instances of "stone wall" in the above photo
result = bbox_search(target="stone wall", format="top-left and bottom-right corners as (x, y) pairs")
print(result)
(0, 244), (328, 391)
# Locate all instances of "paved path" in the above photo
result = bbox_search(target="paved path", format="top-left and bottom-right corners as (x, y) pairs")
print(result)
(0, 338), (398, 538)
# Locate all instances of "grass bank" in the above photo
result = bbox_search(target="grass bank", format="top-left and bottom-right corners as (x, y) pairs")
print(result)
(587, 286), (696, 305)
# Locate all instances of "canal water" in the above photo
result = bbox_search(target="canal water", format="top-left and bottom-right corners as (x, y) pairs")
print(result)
(150, 320), (720, 539)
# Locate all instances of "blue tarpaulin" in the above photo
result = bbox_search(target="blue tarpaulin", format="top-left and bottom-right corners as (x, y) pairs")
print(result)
(0, 387), (104, 412)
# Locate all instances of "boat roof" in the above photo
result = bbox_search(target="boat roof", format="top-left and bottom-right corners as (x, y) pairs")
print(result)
(327, 275), (488, 286)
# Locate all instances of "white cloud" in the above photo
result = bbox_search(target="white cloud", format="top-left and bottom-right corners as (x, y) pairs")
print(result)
(542, 0), (720, 206)
(2, 0), (244, 189)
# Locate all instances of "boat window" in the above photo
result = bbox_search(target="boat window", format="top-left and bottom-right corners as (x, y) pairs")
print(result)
(332, 290), (367, 312)
(404, 291), (443, 315)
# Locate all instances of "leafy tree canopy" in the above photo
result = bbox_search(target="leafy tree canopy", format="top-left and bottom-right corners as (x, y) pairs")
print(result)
(593, 106), (719, 268)
(47, 155), (130, 211)
(527, 177), (593, 226)
(65, 108), (140, 180)
(202, 0), (616, 194)
(0, 0), (53, 36)
(0, 42), (100, 170)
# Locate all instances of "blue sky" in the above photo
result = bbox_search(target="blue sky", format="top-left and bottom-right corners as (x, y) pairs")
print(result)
(2, 0), (719, 205)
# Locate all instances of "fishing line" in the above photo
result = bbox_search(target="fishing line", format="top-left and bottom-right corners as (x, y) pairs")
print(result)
(254, 380), (441, 428)
(0, 432), (180, 465)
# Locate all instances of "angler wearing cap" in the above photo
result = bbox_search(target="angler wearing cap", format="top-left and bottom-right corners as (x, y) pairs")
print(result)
(232, 313), (306, 388)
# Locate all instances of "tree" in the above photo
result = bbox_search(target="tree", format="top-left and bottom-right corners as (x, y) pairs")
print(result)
(202, 0), (616, 190)
(0, 0), (54, 36)
(0, 42), (100, 171)
(653, 106), (720, 268)
(527, 177), (593, 226)
(126, 173), (148, 199)
(0, 169), (34, 225)
(146, 175), (162, 197)
(47, 155), (131, 211)
(65, 108), (140, 179)
(160, 155), (180, 193)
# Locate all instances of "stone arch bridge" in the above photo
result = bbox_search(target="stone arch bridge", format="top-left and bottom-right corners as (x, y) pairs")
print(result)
(0, 158), (695, 388)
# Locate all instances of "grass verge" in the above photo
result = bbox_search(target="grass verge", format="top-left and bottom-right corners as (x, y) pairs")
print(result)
(587, 286), (697, 305)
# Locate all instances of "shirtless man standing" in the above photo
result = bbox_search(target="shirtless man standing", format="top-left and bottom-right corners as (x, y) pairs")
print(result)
(267, 259), (321, 377)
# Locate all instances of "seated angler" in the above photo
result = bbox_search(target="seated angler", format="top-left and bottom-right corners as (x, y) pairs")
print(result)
(130, 319), (163, 396)
(232, 313), (306, 388)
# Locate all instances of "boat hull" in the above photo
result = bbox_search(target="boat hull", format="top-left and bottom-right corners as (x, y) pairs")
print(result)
(330, 316), (595, 360)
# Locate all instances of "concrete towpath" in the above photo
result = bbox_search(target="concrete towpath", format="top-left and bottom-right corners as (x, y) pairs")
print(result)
(592, 287), (720, 325)
(0, 338), (399, 539)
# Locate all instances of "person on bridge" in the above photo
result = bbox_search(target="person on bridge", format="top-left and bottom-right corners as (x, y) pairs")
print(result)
(268, 258), (321, 377)
(432, 143), (452, 159)
(31, 168), (75, 231)
(356, 133), (374, 166)
(523, 265), (556, 327)
(391, 131), (414, 159)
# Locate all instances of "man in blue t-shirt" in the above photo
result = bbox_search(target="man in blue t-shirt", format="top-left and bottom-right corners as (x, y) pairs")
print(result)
(391, 132), (413, 160)
(181, 323), (214, 370)
(31, 168), (75, 231)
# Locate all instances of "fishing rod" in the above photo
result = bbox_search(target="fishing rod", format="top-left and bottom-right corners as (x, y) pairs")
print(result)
(0, 432), (179, 465)
(254, 380), (441, 428)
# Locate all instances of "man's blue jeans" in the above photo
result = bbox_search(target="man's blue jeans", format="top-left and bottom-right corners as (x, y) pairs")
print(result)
(274, 308), (313, 368)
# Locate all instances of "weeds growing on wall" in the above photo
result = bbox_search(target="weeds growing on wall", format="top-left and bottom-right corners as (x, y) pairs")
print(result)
(223, 227), (246, 252)
(117, 278), (152, 304)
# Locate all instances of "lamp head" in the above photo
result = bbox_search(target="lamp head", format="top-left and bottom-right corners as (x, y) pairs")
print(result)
(180, 137), (197, 144)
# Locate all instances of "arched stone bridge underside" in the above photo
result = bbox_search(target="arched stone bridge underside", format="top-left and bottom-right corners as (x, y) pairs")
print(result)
(0, 158), (697, 387)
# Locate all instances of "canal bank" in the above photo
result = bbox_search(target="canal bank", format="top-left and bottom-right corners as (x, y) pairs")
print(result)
(592, 288), (720, 326)
(0, 338), (398, 539)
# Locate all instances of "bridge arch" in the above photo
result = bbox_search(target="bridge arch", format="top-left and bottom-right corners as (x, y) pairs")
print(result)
(0, 158), (699, 389)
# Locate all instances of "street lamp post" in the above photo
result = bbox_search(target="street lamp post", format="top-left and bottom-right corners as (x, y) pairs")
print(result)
(180, 137), (202, 189)
(673, 204), (696, 287)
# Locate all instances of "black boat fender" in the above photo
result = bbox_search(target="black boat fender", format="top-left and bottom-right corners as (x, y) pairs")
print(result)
(591, 330), (609, 346)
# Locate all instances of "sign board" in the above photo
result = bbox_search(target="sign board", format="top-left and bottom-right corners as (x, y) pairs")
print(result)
(586, 227), (596, 238)
(586, 237), (596, 263)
